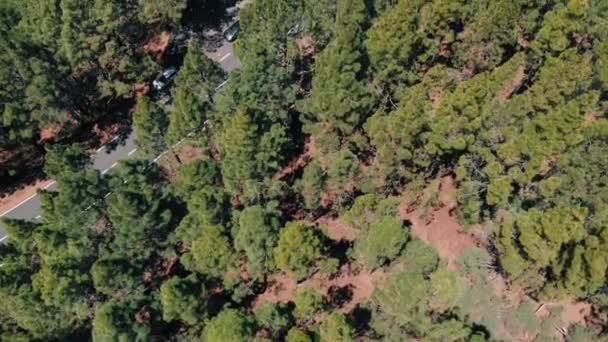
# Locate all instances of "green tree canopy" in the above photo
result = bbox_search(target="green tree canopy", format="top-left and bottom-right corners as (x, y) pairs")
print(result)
(274, 221), (324, 280)
(203, 309), (256, 342)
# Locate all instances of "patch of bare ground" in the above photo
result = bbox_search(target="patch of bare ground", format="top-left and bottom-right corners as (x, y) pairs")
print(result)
(252, 265), (384, 315)
(582, 111), (599, 128)
(535, 299), (592, 328)
(316, 216), (357, 241)
(399, 175), (480, 270)
(0, 179), (52, 215)
(172, 143), (205, 165)
(498, 64), (527, 101)
(253, 217), (381, 314)
(159, 143), (206, 180)
(142, 31), (171, 60)
(39, 125), (62, 142)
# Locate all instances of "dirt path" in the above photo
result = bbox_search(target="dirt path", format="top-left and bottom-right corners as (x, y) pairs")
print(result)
(272, 139), (314, 181)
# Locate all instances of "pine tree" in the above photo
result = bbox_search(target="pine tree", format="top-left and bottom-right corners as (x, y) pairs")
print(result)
(133, 95), (168, 158)
(166, 39), (225, 144)
(300, 0), (374, 139)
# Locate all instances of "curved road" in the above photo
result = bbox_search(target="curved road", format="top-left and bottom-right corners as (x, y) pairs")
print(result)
(0, 36), (240, 243)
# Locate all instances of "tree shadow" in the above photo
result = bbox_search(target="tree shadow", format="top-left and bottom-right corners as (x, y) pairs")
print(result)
(182, 0), (238, 37)
(328, 284), (354, 308)
(350, 305), (372, 335)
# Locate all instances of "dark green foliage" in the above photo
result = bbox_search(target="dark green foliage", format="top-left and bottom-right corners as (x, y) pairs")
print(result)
(173, 158), (222, 201)
(105, 161), (172, 261)
(298, 160), (326, 211)
(167, 39), (225, 144)
(286, 327), (313, 342)
(90, 258), (138, 296)
(319, 312), (353, 342)
(233, 204), (281, 278)
(185, 225), (234, 279)
(300, 0), (374, 140)
(133, 95), (168, 158)
(354, 216), (408, 269)
(2, 0), (608, 340)
(294, 287), (326, 321)
(138, 0), (187, 25)
(92, 295), (152, 342)
(274, 221), (324, 280)
(203, 309), (256, 342)
(44, 143), (90, 180)
(254, 302), (292, 335)
(160, 275), (206, 325)
(217, 109), (289, 202)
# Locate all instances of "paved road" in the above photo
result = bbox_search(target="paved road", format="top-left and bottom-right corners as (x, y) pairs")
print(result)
(0, 31), (240, 243)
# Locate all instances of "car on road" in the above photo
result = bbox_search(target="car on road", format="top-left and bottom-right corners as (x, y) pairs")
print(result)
(223, 21), (240, 42)
(152, 67), (178, 91)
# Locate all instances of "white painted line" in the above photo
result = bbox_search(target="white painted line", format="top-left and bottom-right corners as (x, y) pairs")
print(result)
(35, 215), (41, 219)
(0, 193), (38, 218)
(104, 192), (112, 198)
(110, 162), (118, 168)
(215, 80), (228, 90)
(174, 139), (185, 147)
(96, 146), (105, 152)
(43, 181), (56, 190)
(101, 168), (110, 175)
(127, 148), (137, 156)
(110, 136), (118, 142)
(219, 52), (231, 62)
(0, 236), (8, 243)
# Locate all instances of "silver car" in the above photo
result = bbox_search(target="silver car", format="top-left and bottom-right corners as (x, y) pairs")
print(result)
(152, 67), (178, 91)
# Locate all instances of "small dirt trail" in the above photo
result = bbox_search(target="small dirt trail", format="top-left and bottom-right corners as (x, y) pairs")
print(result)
(272, 139), (315, 181)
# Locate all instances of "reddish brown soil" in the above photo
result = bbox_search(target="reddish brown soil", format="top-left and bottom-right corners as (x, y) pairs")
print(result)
(399, 176), (480, 270)
(273, 139), (313, 181)
(498, 64), (527, 102)
(535, 299), (592, 330)
(92, 123), (124, 148)
(582, 112), (599, 128)
(39, 125), (62, 142)
(316, 216), (357, 241)
(142, 31), (171, 60)
(158, 143), (206, 181)
(132, 82), (150, 97)
(253, 216), (379, 313)
(253, 273), (297, 309)
(252, 265), (383, 314)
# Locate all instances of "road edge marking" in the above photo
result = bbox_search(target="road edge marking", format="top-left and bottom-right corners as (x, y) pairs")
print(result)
(0, 193), (39, 218)
(219, 52), (232, 62)
(43, 180), (56, 190)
